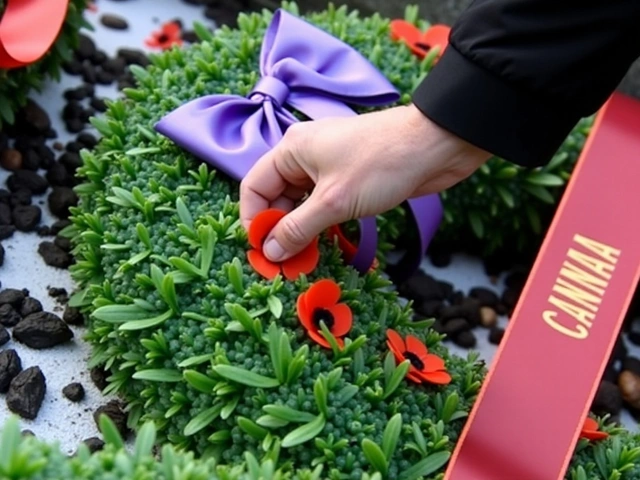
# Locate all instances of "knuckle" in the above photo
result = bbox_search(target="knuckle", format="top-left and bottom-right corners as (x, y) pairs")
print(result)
(318, 184), (349, 217)
(280, 216), (309, 247)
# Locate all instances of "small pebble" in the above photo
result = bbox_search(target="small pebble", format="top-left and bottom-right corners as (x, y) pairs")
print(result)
(90, 97), (107, 112)
(76, 133), (98, 149)
(12, 311), (74, 349)
(0, 326), (9, 346)
(469, 287), (499, 308)
(479, 306), (498, 328)
(66, 118), (86, 134)
(10, 189), (31, 207)
(90, 366), (109, 391)
(12, 205), (42, 232)
(618, 370), (640, 410)
(488, 326), (505, 345)
(0, 225), (15, 240)
(63, 306), (84, 326)
(38, 241), (73, 268)
(0, 204), (11, 225)
(48, 287), (67, 298)
(0, 149), (22, 170)
(100, 14), (129, 30)
(0, 288), (26, 306)
(50, 220), (71, 235)
(0, 349), (22, 393)
(36, 225), (52, 237)
(94, 400), (129, 437)
(16, 100), (51, 135)
(62, 59), (83, 75)
(19, 297), (43, 317)
(0, 304), (21, 327)
(7, 170), (48, 194)
(81, 64), (97, 84)
(6, 366), (47, 420)
(48, 187), (78, 219)
(592, 380), (623, 416)
(54, 235), (72, 252)
(441, 318), (470, 337)
(21, 150), (41, 171)
(22, 430), (35, 437)
(46, 163), (75, 188)
(83, 437), (105, 453)
(622, 356), (640, 376)
(76, 35), (97, 61)
(91, 50), (108, 66)
(116, 47), (150, 66)
(53, 142), (64, 151)
(62, 382), (85, 402)
(95, 69), (115, 85)
(453, 330), (476, 349)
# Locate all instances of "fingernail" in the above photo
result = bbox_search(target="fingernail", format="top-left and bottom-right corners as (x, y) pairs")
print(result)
(263, 238), (286, 261)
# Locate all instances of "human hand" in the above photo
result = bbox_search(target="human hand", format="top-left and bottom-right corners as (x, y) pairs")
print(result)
(239, 104), (491, 262)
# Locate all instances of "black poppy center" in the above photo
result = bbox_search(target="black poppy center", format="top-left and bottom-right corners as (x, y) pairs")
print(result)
(403, 351), (424, 370)
(158, 33), (170, 43)
(312, 308), (334, 330)
(415, 42), (431, 51)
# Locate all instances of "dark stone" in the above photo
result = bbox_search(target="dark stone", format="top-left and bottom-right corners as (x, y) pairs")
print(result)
(612, 336), (628, 362)
(45, 128), (57, 139)
(91, 50), (108, 66)
(0, 204), (11, 225)
(116, 48), (150, 66)
(48, 287), (67, 298)
(34, 144), (54, 169)
(50, 220), (71, 235)
(182, 30), (199, 43)
(623, 356), (640, 376)
(76, 132), (98, 149)
(95, 69), (115, 85)
(602, 363), (619, 383)
(80, 108), (95, 123)
(21, 150), (41, 171)
(36, 225), (52, 237)
(48, 187), (78, 219)
(453, 330), (476, 349)
(629, 331), (640, 346)
(46, 163), (74, 188)
(505, 269), (528, 292)
(90, 366), (109, 391)
(100, 14), (129, 29)
(0, 304), (21, 327)
(428, 245), (452, 268)
(64, 85), (92, 101)
(37, 242), (73, 269)
(76, 34), (97, 61)
(0, 149), (22, 170)
(416, 299), (443, 318)
(439, 299), (481, 326)
(54, 235), (72, 252)
(10, 189), (32, 208)
(65, 118), (85, 134)
(12, 311), (74, 349)
(7, 170), (48, 194)
(488, 326), (505, 345)
(495, 303), (509, 316)
(0, 189), (10, 203)
(117, 78), (135, 90)
(0, 288), (25, 306)
(0, 225), (15, 240)
(398, 273), (447, 303)
(500, 288), (520, 314)
(62, 101), (84, 121)
(19, 297), (43, 317)
(90, 97), (107, 112)
(448, 290), (465, 305)
(63, 306), (84, 326)
(82, 63), (97, 84)
(13, 205), (41, 232)
(101, 58), (126, 77)
(0, 349), (22, 393)
(6, 366), (46, 420)
(0, 243), (3, 267)
(62, 59), (83, 75)
(62, 382), (85, 402)
(94, 400), (129, 437)
(0, 325), (9, 346)
(441, 318), (470, 336)
(21, 430), (35, 437)
(16, 100), (51, 135)
(592, 380), (623, 416)
(83, 437), (105, 453)
(469, 287), (499, 308)
(65, 141), (83, 153)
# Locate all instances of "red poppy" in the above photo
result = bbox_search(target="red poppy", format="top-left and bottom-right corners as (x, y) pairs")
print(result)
(247, 209), (320, 281)
(386, 329), (451, 385)
(389, 20), (450, 60)
(145, 21), (183, 50)
(579, 417), (609, 441)
(327, 224), (378, 272)
(297, 279), (352, 348)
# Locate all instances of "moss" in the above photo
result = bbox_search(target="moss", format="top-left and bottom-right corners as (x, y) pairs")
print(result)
(65, 2), (634, 478)
(0, 0), (89, 127)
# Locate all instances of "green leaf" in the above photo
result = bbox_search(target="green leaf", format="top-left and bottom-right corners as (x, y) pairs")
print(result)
(68, 287), (91, 308)
(0, 416), (20, 469)
(263, 405), (316, 423)
(281, 414), (326, 448)
(184, 370), (217, 394)
(175, 197), (193, 228)
(177, 354), (212, 368)
(237, 417), (269, 440)
(383, 351), (395, 387)
(132, 369), (183, 382)
(441, 392), (459, 423)
(526, 172), (565, 187)
(169, 257), (204, 279)
(183, 404), (223, 436)
(384, 360), (410, 399)
(257, 415), (290, 429)
(314, 376), (329, 417)
(123, 250), (151, 267)
(119, 309), (173, 331)
(362, 439), (388, 474)
(125, 147), (161, 156)
(133, 422), (156, 462)
(136, 223), (152, 249)
(336, 385), (359, 405)
(213, 365), (280, 388)
(228, 257), (244, 295)
(193, 21), (214, 41)
(268, 324), (286, 383)
(398, 451), (451, 480)
(92, 304), (152, 323)
(101, 243), (130, 251)
(468, 211), (484, 238)
(522, 184), (555, 204)
(267, 295), (283, 319)
(226, 304), (262, 340)
(207, 430), (231, 444)
(382, 413), (402, 460)
(199, 225), (216, 276)
(99, 414), (125, 449)
(221, 395), (240, 420)
(495, 185), (515, 208)
(161, 274), (179, 313)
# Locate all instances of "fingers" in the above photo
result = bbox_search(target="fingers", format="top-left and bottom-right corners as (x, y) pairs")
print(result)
(262, 187), (346, 262)
(239, 126), (314, 230)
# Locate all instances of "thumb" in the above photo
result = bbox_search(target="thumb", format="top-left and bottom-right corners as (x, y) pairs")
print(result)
(262, 189), (345, 262)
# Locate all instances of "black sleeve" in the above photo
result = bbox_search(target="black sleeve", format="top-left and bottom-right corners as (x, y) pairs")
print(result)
(411, 0), (640, 167)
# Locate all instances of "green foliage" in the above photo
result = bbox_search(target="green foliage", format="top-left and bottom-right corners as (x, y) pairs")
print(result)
(65, 1), (635, 478)
(0, 0), (89, 127)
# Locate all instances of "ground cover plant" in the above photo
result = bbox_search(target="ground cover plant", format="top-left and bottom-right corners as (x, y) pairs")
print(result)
(55, 2), (640, 478)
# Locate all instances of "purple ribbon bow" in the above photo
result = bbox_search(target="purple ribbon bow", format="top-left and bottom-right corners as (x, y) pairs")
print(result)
(155, 9), (443, 280)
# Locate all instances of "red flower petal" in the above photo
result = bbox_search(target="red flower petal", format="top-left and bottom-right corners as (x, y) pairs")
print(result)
(247, 249), (280, 280)
(327, 303), (352, 337)
(581, 430), (609, 441)
(405, 335), (429, 359)
(406, 371), (423, 383)
(422, 24), (450, 51)
(386, 329), (406, 357)
(145, 38), (161, 48)
(582, 417), (599, 431)
(422, 353), (446, 373)
(304, 279), (341, 310)
(296, 292), (314, 331)
(419, 370), (452, 385)
(163, 22), (181, 37)
(328, 225), (357, 262)
(282, 238), (320, 280)
(390, 20), (421, 45)
(247, 209), (286, 250)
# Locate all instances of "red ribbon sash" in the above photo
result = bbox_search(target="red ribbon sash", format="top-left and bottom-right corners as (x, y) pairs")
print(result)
(0, 0), (70, 69)
(445, 92), (640, 480)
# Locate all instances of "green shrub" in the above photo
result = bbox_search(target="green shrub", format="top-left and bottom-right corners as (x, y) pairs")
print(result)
(64, 3), (636, 479)
(0, 0), (88, 127)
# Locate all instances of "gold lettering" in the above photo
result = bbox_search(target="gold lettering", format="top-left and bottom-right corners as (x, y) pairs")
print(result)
(566, 248), (614, 280)
(552, 277), (602, 312)
(558, 261), (606, 295)
(573, 234), (621, 264)
(543, 310), (588, 339)
(548, 295), (594, 327)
